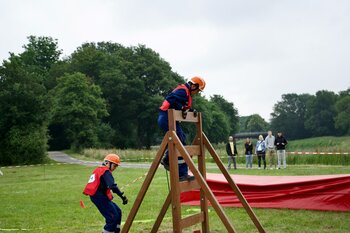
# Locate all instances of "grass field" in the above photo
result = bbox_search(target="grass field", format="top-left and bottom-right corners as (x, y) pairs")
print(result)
(0, 163), (349, 233)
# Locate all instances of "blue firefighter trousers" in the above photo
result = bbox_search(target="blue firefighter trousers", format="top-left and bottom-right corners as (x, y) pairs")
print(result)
(91, 194), (122, 233)
(158, 110), (188, 178)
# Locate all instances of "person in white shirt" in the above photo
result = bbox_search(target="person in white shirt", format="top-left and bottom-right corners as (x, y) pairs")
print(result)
(265, 131), (276, 169)
(256, 135), (266, 169)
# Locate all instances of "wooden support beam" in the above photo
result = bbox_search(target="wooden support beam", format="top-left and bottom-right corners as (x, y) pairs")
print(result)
(121, 133), (168, 233)
(171, 131), (237, 233)
(203, 133), (266, 233)
(151, 192), (172, 233)
(180, 212), (204, 229)
(179, 179), (200, 192)
(168, 110), (182, 233)
(196, 113), (209, 233)
(175, 145), (200, 157)
(172, 110), (199, 123)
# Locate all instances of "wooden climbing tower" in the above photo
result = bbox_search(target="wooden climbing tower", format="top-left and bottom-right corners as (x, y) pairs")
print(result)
(121, 109), (266, 233)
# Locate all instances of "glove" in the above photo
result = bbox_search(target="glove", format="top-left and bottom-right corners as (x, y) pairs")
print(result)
(119, 192), (128, 205)
(122, 195), (128, 205)
(182, 108), (189, 119)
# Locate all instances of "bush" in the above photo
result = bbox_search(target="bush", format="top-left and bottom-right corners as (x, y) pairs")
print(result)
(0, 125), (48, 165)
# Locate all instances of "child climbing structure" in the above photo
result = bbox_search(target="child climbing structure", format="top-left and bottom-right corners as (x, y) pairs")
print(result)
(121, 109), (266, 233)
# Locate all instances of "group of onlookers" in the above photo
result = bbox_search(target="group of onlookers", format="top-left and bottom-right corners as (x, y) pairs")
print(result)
(226, 131), (288, 170)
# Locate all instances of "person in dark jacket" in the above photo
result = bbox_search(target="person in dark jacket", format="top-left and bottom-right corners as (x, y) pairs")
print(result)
(83, 154), (128, 233)
(226, 136), (238, 169)
(158, 76), (206, 181)
(244, 138), (254, 169)
(275, 131), (288, 169)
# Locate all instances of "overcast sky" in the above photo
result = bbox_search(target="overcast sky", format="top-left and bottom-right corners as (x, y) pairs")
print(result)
(1, 0), (349, 121)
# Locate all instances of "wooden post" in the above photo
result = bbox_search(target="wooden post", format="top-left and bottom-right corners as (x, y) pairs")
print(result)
(197, 113), (209, 233)
(168, 109), (181, 233)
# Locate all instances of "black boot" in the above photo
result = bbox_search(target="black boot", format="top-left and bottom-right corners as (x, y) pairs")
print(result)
(179, 175), (195, 182)
(160, 157), (170, 171)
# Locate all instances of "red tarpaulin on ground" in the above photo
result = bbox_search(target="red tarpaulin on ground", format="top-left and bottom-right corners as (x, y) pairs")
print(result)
(180, 174), (350, 212)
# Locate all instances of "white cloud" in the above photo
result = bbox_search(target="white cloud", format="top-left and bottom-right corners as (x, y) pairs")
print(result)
(1, 0), (349, 121)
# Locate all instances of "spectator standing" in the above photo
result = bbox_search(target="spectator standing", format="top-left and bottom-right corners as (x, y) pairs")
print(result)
(265, 131), (276, 169)
(275, 131), (288, 169)
(244, 138), (253, 169)
(256, 135), (267, 169)
(226, 136), (238, 169)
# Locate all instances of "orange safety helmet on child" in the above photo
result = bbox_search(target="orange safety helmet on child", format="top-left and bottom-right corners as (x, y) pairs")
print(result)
(189, 76), (206, 91)
(104, 154), (121, 165)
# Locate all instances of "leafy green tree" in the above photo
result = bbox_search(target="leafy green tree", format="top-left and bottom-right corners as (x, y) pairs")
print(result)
(238, 116), (249, 132)
(65, 42), (184, 148)
(270, 93), (312, 139)
(334, 95), (350, 135)
(50, 72), (108, 151)
(305, 90), (337, 136)
(0, 36), (60, 165)
(245, 114), (269, 132)
(210, 95), (239, 134)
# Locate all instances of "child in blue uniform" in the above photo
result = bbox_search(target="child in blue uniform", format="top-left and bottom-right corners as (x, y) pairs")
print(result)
(84, 154), (128, 233)
(158, 76), (206, 181)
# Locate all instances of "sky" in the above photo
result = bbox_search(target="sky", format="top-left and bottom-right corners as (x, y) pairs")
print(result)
(1, 0), (349, 121)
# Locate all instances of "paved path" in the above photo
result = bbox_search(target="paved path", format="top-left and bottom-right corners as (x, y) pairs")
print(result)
(48, 151), (151, 169)
(48, 151), (224, 170)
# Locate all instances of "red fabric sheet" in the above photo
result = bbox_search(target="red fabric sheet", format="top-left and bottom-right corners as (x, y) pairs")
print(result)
(180, 174), (350, 212)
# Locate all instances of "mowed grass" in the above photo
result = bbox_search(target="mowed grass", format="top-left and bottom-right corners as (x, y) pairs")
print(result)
(69, 136), (350, 166)
(0, 164), (350, 233)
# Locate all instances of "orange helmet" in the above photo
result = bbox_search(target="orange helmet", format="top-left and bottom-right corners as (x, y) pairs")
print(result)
(104, 154), (121, 165)
(189, 76), (206, 91)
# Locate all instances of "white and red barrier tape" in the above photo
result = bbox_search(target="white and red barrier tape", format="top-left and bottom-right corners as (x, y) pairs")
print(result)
(287, 152), (350, 155)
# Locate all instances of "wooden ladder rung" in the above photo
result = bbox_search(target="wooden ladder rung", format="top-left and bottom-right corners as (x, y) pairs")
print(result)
(173, 111), (199, 123)
(176, 145), (200, 157)
(180, 212), (205, 229)
(179, 179), (200, 192)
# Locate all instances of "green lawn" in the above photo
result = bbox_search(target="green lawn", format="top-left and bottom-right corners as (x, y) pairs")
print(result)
(0, 164), (349, 233)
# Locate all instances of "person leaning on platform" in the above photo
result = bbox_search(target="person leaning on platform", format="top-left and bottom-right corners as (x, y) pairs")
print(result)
(255, 135), (267, 169)
(226, 136), (238, 169)
(265, 130), (276, 169)
(275, 131), (288, 169)
(244, 138), (254, 169)
(158, 76), (206, 181)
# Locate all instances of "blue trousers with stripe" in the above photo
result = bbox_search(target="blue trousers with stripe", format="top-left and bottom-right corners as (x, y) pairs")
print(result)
(91, 194), (121, 233)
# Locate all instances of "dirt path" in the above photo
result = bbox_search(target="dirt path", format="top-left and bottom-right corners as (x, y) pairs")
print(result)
(48, 151), (151, 169)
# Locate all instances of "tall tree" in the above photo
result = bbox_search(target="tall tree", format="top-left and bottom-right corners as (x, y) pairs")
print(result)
(305, 90), (337, 136)
(64, 42), (184, 148)
(50, 72), (108, 151)
(334, 95), (350, 135)
(210, 95), (239, 134)
(0, 36), (60, 165)
(270, 93), (312, 139)
(245, 114), (269, 132)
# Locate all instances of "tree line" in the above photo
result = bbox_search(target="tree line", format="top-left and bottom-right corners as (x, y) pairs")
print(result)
(270, 90), (350, 140)
(1, 36), (349, 165)
(0, 36), (239, 165)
